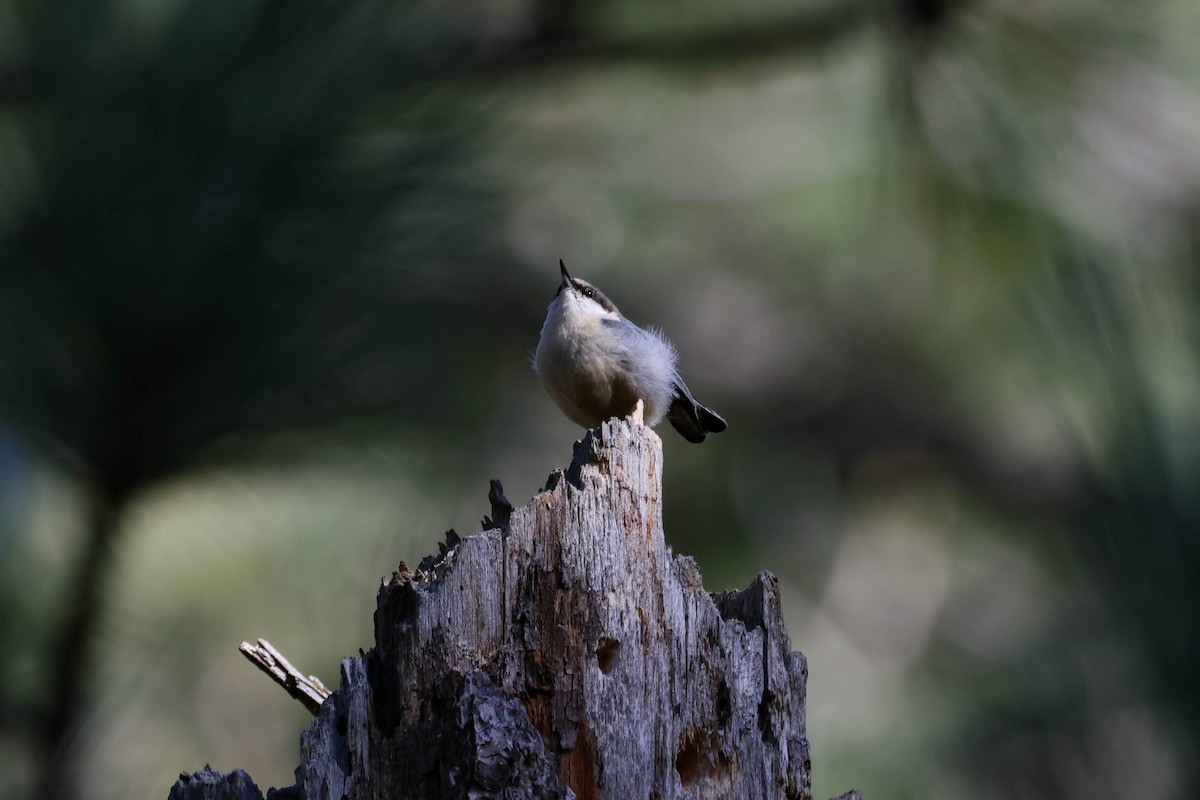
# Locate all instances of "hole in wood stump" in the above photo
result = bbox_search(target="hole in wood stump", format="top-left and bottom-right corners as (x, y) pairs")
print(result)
(674, 727), (733, 789)
(716, 680), (731, 728)
(758, 689), (779, 744)
(336, 714), (348, 737)
(595, 637), (620, 675)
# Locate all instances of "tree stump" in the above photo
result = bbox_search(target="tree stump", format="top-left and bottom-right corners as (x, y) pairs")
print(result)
(172, 418), (859, 799)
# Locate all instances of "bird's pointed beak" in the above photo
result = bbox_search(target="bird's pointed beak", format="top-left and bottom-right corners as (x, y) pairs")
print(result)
(559, 259), (577, 292)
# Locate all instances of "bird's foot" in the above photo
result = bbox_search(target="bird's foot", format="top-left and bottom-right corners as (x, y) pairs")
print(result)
(630, 398), (645, 426)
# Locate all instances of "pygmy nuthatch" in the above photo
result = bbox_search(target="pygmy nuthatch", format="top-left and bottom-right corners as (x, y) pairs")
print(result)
(534, 260), (727, 443)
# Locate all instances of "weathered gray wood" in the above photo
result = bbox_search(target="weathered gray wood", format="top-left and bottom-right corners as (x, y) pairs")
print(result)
(239, 639), (331, 716)
(175, 417), (860, 799)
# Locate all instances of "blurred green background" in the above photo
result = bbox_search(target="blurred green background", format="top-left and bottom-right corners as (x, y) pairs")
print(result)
(1, 0), (1198, 798)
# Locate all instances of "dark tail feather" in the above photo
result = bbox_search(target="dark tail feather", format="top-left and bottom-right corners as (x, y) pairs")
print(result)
(667, 381), (727, 444)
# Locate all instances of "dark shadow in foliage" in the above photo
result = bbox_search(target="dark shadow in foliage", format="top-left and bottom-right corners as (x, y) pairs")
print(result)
(0, 1), (493, 797)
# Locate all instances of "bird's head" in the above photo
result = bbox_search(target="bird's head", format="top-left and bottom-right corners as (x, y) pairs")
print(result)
(556, 259), (621, 319)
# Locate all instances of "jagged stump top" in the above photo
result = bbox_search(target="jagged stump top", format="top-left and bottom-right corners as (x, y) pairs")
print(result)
(290, 418), (813, 800)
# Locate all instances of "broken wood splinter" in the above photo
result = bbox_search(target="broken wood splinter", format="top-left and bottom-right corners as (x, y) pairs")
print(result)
(238, 638), (330, 716)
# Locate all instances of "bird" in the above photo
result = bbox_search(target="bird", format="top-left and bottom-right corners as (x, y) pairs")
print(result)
(534, 259), (727, 443)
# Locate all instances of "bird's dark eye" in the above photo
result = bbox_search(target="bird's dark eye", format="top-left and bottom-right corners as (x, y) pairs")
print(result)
(582, 288), (594, 298)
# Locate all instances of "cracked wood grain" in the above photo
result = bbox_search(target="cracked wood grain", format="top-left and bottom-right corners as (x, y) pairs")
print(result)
(178, 416), (860, 800)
